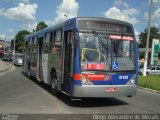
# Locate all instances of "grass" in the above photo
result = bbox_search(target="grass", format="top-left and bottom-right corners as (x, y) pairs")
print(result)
(138, 75), (160, 91)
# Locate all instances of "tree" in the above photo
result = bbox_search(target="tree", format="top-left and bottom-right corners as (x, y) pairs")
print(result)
(36, 21), (48, 32)
(15, 30), (31, 53)
(139, 27), (160, 48)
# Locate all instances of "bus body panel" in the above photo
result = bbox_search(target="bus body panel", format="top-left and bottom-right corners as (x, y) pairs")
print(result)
(73, 84), (136, 97)
(80, 73), (136, 85)
(23, 17), (138, 98)
(72, 73), (137, 97)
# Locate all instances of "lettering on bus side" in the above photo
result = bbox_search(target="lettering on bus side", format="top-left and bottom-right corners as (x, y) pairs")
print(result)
(81, 72), (95, 74)
(119, 76), (128, 80)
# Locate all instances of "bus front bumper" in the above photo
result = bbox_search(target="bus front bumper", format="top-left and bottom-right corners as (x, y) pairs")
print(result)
(72, 85), (137, 97)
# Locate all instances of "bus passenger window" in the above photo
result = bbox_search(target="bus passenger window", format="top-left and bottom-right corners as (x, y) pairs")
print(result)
(46, 33), (51, 43)
(55, 30), (62, 41)
(52, 47), (57, 54)
(34, 37), (37, 45)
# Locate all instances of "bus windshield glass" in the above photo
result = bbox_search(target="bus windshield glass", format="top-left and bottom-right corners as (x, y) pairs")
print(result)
(79, 33), (135, 71)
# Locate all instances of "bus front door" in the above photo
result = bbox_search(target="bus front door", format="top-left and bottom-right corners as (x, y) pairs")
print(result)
(63, 31), (73, 94)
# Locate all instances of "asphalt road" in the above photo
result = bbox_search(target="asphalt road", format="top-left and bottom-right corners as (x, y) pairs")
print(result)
(0, 64), (160, 119)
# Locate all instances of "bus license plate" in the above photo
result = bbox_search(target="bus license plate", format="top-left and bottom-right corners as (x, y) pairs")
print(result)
(105, 87), (116, 93)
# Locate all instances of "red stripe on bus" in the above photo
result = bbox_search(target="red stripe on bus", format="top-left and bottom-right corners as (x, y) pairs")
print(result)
(74, 74), (81, 81)
(82, 74), (106, 81)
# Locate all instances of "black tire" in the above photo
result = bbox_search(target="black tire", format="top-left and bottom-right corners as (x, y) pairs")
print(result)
(127, 95), (132, 97)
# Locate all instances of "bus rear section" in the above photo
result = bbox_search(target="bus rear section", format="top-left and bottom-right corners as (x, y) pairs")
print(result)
(71, 19), (138, 97)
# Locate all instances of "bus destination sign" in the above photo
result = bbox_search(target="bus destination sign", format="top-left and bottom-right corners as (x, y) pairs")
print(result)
(78, 20), (133, 33)
(109, 35), (134, 41)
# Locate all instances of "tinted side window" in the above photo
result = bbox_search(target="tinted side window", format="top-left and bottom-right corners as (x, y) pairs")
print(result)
(34, 36), (37, 45)
(150, 67), (155, 70)
(156, 67), (160, 70)
(55, 30), (62, 41)
(53, 29), (63, 62)
(46, 33), (51, 43)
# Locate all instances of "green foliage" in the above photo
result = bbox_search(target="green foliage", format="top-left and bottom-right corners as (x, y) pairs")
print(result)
(36, 21), (48, 32)
(15, 30), (31, 53)
(139, 27), (160, 48)
(138, 75), (160, 91)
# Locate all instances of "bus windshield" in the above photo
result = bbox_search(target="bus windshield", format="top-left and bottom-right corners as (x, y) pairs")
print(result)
(79, 32), (135, 71)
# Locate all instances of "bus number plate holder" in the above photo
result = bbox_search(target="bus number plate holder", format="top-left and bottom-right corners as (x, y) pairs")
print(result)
(105, 87), (116, 93)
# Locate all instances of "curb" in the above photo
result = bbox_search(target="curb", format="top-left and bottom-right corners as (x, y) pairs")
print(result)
(0, 61), (13, 73)
(0, 65), (12, 73)
(138, 86), (160, 94)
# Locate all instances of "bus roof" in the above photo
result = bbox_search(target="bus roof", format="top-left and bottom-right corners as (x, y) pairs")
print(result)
(24, 17), (133, 40)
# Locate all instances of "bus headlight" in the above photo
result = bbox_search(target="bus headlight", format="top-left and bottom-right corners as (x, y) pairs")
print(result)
(81, 77), (94, 85)
(126, 75), (136, 85)
(128, 79), (135, 84)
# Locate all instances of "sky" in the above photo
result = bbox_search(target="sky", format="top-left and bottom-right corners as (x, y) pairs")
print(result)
(0, 0), (160, 41)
